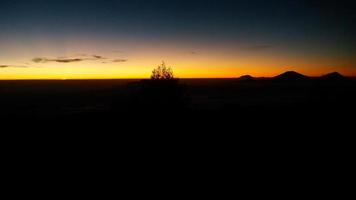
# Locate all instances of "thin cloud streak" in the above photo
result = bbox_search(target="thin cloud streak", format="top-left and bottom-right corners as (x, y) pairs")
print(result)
(32, 57), (83, 63)
(112, 59), (128, 63)
(31, 54), (125, 64)
(92, 55), (106, 59)
(0, 65), (29, 68)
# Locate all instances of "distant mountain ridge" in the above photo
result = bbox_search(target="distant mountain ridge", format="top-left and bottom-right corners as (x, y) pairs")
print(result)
(237, 75), (255, 81)
(320, 72), (346, 81)
(236, 71), (349, 81)
(273, 71), (310, 81)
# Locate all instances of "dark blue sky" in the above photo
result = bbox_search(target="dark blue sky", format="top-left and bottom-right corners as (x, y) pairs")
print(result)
(2, 0), (355, 41)
(1, 0), (356, 78)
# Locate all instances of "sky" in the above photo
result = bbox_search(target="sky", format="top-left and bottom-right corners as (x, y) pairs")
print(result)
(1, 0), (356, 79)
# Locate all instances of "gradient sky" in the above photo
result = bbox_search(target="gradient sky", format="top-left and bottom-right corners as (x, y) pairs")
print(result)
(1, 0), (356, 79)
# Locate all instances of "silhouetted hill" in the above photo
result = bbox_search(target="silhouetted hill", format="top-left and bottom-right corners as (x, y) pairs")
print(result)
(320, 72), (347, 81)
(273, 71), (310, 82)
(237, 75), (255, 81)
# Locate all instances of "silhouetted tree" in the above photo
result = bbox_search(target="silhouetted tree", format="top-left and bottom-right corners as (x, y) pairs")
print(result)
(125, 62), (188, 112)
(151, 62), (174, 80)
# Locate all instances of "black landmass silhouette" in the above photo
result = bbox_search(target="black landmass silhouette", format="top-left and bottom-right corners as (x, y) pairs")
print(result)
(237, 75), (255, 81)
(273, 71), (310, 81)
(319, 72), (347, 81)
(237, 71), (348, 82)
(1, 70), (354, 162)
(0, 70), (355, 125)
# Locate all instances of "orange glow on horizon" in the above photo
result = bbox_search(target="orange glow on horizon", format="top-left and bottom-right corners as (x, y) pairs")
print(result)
(1, 64), (355, 80)
(1, 39), (355, 79)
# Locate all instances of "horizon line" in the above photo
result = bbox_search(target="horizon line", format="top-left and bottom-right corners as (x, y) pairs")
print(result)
(1, 71), (355, 80)
(1, 76), (356, 81)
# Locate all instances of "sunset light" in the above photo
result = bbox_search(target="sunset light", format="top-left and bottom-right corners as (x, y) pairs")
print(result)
(1, 0), (356, 138)
(1, 0), (355, 79)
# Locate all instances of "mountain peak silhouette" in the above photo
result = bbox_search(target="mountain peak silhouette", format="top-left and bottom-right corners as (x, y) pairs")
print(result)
(321, 72), (346, 80)
(237, 75), (255, 81)
(273, 71), (309, 81)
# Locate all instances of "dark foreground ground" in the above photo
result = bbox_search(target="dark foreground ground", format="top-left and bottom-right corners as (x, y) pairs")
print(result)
(1, 78), (355, 113)
(2, 78), (354, 181)
(1, 78), (355, 127)
(0, 79), (356, 114)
